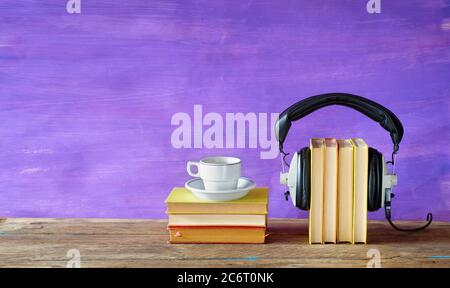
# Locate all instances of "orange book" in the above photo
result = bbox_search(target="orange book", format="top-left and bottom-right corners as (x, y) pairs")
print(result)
(168, 226), (266, 244)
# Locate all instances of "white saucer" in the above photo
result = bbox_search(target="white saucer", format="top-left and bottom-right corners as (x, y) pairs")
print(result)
(185, 177), (256, 202)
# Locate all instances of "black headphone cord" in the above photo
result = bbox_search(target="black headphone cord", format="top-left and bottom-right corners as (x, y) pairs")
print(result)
(384, 147), (433, 232)
(386, 150), (396, 166)
(386, 212), (433, 232)
(280, 147), (290, 168)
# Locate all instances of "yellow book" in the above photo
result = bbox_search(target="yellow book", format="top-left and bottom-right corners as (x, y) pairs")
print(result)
(323, 138), (338, 244)
(168, 227), (266, 244)
(309, 138), (325, 244)
(165, 188), (268, 214)
(351, 138), (368, 244)
(337, 139), (354, 243)
(167, 214), (267, 227)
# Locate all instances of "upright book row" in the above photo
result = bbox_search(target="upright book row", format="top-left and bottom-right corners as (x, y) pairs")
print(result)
(309, 138), (368, 244)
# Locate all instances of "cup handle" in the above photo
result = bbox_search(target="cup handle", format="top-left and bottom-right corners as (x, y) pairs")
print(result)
(186, 161), (200, 177)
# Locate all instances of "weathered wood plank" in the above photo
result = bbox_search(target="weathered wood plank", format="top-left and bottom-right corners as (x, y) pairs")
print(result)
(0, 218), (448, 268)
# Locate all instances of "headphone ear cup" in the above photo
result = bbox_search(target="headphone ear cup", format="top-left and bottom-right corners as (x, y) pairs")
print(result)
(368, 147), (383, 211)
(296, 147), (311, 210)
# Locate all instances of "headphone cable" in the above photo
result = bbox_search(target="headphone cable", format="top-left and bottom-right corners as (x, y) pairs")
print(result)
(280, 147), (290, 168)
(386, 212), (433, 232)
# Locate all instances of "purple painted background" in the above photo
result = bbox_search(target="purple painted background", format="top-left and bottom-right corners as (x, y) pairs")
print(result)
(0, 0), (449, 221)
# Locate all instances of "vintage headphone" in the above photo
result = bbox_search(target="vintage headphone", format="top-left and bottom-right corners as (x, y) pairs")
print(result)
(275, 93), (432, 231)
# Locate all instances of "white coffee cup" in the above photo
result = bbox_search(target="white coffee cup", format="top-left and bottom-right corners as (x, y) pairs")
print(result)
(187, 156), (241, 191)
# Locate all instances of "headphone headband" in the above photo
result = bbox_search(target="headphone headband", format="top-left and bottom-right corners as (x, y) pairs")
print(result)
(275, 93), (404, 152)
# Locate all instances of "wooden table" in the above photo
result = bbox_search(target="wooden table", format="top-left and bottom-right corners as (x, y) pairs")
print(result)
(0, 218), (448, 268)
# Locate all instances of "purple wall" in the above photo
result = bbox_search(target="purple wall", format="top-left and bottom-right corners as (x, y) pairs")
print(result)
(0, 0), (449, 221)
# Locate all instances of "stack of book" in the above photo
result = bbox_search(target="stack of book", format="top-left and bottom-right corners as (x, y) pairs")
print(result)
(309, 138), (368, 244)
(165, 187), (269, 244)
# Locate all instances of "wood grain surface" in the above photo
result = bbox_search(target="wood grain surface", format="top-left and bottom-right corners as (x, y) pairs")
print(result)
(0, 218), (448, 268)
